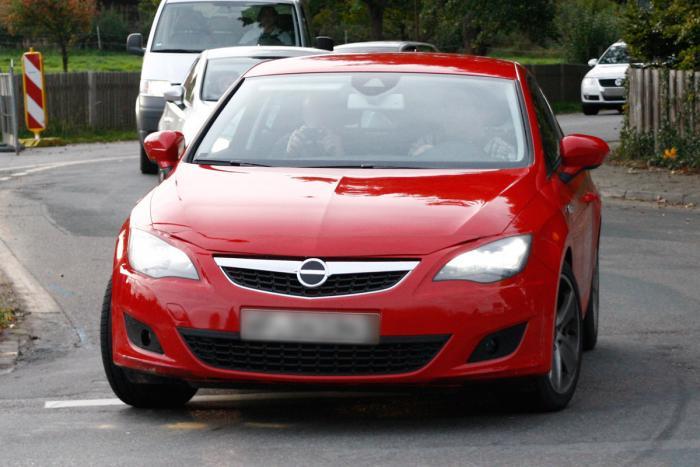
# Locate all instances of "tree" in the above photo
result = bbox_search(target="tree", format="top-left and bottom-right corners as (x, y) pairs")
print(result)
(557, 0), (621, 64)
(2, 0), (96, 72)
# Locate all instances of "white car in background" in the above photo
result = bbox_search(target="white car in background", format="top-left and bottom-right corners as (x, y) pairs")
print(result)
(581, 41), (629, 115)
(158, 46), (328, 144)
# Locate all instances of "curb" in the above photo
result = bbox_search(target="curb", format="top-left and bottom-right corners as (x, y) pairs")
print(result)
(601, 189), (699, 206)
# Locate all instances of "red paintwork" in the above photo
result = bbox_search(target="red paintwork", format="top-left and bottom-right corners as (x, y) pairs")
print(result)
(110, 54), (605, 387)
(560, 134), (610, 169)
(143, 130), (185, 169)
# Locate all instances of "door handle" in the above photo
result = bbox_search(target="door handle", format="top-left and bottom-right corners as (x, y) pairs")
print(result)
(582, 192), (599, 203)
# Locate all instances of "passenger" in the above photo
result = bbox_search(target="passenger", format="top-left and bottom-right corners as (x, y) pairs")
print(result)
(287, 94), (344, 158)
(239, 6), (291, 46)
(409, 92), (516, 161)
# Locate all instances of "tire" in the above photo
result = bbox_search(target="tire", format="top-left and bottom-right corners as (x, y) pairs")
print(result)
(582, 258), (599, 351)
(531, 262), (583, 412)
(100, 280), (197, 408)
(140, 144), (158, 175)
(582, 104), (599, 116)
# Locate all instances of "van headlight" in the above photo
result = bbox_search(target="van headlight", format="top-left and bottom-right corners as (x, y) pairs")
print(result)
(140, 79), (172, 97)
(128, 229), (199, 280)
(434, 235), (531, 283)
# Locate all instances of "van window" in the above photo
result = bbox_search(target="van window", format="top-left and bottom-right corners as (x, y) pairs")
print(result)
(152, 2), (298, 52)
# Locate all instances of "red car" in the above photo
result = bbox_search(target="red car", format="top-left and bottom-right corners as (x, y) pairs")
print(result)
(101, 53), (608, 411)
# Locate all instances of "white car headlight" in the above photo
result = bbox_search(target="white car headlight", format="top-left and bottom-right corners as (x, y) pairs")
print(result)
(434, 235), (532, 283)
(128, 229), (199, 280)
(582, 77), (598, 87)
(140, 79), (172, 97)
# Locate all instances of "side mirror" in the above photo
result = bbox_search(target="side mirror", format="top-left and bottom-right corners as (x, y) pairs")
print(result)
(143, 131), (185, 177)
(127, 33), (145, 56)
(164, 85), (184, 106)
(560, 134), (609, 175)
(315, 36), (335, 51)
(587, 58), (598, 67)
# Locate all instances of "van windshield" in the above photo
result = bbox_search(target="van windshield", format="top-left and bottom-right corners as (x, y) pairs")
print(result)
(152, 2), (298, 52)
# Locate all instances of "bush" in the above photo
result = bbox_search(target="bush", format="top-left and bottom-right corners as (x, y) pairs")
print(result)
(94, 8), (129, 51)
(557, 0), (621, 64)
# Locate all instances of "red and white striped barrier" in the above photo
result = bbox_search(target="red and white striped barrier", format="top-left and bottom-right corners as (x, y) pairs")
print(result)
(21, 49), (47, 139)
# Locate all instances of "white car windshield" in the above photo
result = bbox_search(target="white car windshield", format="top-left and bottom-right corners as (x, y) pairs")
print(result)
(599, 45), (629, 65)
(152, 2), (297, 52)
(193, 73), (529, 169)
(202, 57), (264, 101)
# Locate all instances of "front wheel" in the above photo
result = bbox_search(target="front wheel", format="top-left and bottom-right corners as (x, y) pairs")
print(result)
(582, 258), (599, 351)
(531, 263), (583, 411)
(582, 104), (599, 116)
(100, 280), (197, 408)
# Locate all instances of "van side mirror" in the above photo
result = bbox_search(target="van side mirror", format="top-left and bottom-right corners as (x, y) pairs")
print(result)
(127, 33), (145, 56)
(144, 131), (185, 179)
(315, 36), (335, 51)
(587, 58), (598, 67)
(164, 86), (184, 106)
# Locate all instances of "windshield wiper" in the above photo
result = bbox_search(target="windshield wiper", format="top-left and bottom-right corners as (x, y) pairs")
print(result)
(195, 159), (271, 167)
(302, 164), (426, 169)
(153, 48), (203, 53)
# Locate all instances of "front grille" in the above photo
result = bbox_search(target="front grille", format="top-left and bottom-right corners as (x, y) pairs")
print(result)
(599, 78), (623, 87)
(222, 267), (407, 297)
(180, 328), (449, 376)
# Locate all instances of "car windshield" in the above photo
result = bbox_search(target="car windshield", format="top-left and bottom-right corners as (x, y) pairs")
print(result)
(193, 73), (528, 169)
(598, 45), (629, 65)
(202, 57), (265, 101)
(152, 2), (297, 52)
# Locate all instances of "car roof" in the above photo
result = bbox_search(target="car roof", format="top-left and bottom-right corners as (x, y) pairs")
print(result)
(335, 41), (436, 50)
(166, 0), (299, 3)
(202, 46), (329, 60)
(244, 53), (519, 80)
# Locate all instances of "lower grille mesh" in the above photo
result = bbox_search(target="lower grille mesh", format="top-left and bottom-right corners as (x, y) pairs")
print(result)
(180, 329), (449, 376)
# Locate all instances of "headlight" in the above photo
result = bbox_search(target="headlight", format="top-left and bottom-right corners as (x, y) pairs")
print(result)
(140, 79), (172, 97)
(582, 77), (598, 87)
(128, 229), (199, 280)
(434, 235), (531, 283)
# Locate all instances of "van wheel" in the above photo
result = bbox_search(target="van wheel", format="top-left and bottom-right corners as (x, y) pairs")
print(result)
(100, 280), (197, 408)
(140, 145), (158, 174)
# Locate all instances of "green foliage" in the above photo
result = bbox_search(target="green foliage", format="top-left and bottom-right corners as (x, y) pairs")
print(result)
(557, 0), (621, 64)
(0, 49), (142, 73)
(618, 126), (700, 170)
(138, 0), (160, 36)
(94, 8), (130, 51)
(623, 1), (700, 69)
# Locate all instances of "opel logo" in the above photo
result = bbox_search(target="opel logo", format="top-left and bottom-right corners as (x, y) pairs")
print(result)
(615, 78), (624, 87)
(297, 258), (329, 288)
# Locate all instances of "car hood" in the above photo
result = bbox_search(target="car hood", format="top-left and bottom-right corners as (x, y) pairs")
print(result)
(586, 63), (629, 79)
(141, 52), (199, 85)
(148, 163), (535, 257)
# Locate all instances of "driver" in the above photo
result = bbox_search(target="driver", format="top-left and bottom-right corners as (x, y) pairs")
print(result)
(286, 94), (344, 158)
(239, 6), (291, 46)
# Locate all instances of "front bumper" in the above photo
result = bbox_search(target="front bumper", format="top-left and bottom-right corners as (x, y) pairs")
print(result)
(581, 80), (625, 106)
(110, 239), (559, 387)
(135, 95), (165, 144)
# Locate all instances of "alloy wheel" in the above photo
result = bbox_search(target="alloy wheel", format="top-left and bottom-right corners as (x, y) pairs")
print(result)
(549, 275), (581, 394)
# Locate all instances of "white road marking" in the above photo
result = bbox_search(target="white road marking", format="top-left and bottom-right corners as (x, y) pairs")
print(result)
(0, 155), (137, 174)
(0, 177), (9, 182)
(44, 391), (389, 409)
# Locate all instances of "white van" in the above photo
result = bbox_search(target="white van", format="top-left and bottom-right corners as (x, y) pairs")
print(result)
(127, 0), (332, 173)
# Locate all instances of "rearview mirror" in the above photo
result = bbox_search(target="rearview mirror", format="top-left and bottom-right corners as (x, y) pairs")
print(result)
(587, 58), (598, 67)
(164, 86), (184, 106)
(144, 131), (185, 179)
(127, 33), (145, 56)
(315, 36), (335, 51)
(560, 134), (609, 174)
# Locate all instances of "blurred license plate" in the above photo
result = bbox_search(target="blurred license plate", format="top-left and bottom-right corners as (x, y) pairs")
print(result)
(241, 309), (380, 345)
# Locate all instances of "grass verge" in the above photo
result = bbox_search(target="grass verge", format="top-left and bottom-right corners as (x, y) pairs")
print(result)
(551, 101), (581, 115)
(0, 49), (143, 73)
(19, 128), (138, 145)
(0, 275), (19, 333)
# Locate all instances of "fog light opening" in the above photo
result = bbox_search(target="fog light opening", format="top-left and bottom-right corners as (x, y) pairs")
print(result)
(124, 312), (164, 354)
(468, 322), (527, 363)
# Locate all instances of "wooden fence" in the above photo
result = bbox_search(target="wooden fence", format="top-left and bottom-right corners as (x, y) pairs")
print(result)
(627, 67), (700, 136)
(3, 64), (586, 135)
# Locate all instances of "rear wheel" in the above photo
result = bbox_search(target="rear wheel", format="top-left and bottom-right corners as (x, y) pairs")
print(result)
(100, 280), (197, 408)
(582, 258), (599, 351)
(140, 144), (158, 174)
(582, 104), (599, 116)
(531, 263), (583, 411)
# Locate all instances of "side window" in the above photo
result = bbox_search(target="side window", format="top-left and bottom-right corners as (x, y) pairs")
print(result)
(527, 73), (562, 172)
(299, 4), (313, 46)
(182, 58), (200, 105)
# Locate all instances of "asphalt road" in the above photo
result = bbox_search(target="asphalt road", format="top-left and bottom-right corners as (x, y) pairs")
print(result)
(1, 114), (700, 465)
